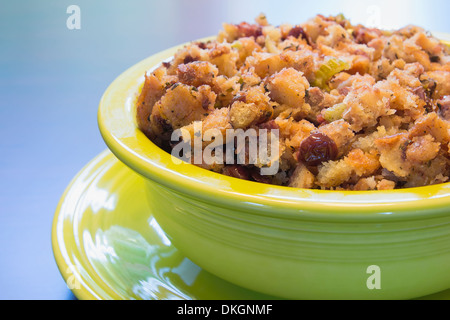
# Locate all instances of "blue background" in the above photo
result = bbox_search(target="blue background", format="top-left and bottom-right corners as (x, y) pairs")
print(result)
(1, 0), (449, 300)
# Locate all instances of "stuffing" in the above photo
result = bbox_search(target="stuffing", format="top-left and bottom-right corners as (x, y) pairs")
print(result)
(288, 164), (315, 189)
(137, 14), (450, 190)
(229, 86), (273, 128)
(266, 68), (310, 115)
(176, 61), (219, 87)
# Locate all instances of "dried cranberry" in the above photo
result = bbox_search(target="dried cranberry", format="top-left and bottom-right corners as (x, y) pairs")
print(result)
(183, 55), (197, 64)
(223, 165), (251, 180)
(259, 120), (279, 131)
(288, 26), (304, 38)
(250, 168), (271, 184)
(196, 42), (207, 49)
(298, 133), (338, 166)
(287, 26), (312, 45)
(236, 22), (263, 38)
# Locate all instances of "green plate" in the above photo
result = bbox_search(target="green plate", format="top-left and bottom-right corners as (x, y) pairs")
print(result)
(52, 150), (278, 300)
(52, 150), (450, 300)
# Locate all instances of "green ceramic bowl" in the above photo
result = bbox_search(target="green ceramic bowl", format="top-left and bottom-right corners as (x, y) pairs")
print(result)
(98, 40), (450, 300)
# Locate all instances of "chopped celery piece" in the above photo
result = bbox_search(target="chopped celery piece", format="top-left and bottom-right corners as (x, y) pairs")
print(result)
(265, 36), (281, 54)
(443, 40), (450, 51)
(322, 103), (347, 123)
(231, 41), (242, 50)
(335, 13), (347, 23)
(313, 57), (350, 90)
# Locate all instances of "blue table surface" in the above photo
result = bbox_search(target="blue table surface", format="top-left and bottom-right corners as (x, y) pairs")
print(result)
(1, 0), (449, 300)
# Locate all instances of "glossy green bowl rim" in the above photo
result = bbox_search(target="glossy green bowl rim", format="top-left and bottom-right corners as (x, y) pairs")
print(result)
(98, 37), (450, 222)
